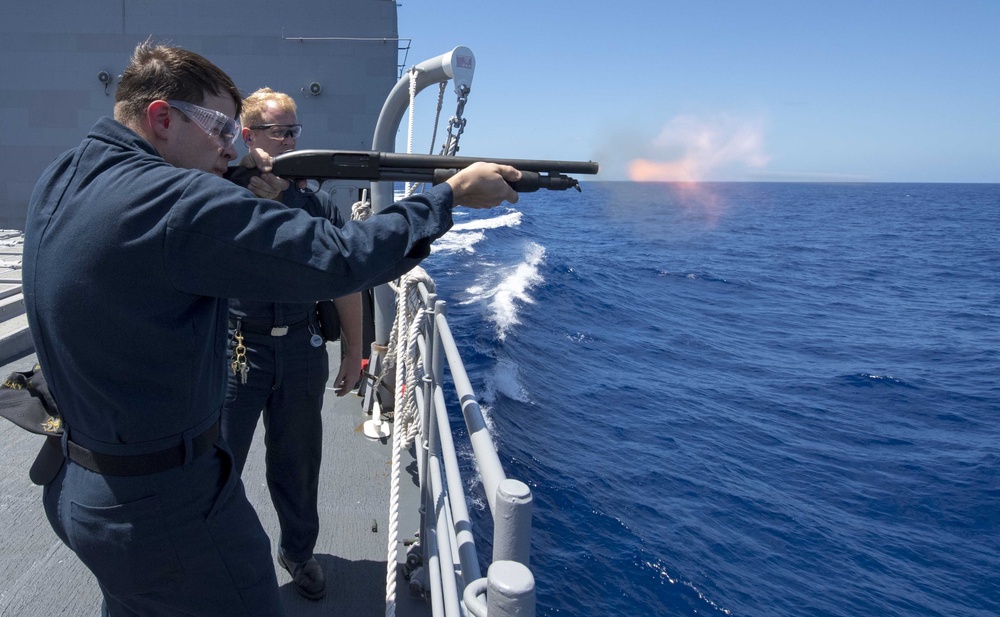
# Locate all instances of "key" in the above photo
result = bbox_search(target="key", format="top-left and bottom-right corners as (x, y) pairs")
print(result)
(231, 329), (249, 383)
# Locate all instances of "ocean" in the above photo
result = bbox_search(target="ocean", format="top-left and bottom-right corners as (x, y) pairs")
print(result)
(421, 182), (999, 617)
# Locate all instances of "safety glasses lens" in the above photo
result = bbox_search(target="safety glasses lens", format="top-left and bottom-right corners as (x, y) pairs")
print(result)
(167, 100), (241, 148)
(264, 125), (302, 140)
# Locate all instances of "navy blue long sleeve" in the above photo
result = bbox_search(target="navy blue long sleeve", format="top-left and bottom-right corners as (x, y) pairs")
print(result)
(22, 118), (453, 453)
(223, 166), (346, 324)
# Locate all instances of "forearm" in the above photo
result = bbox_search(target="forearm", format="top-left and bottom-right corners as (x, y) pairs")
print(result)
(333, 293), (362, 355)
(331, 292), (363, 395)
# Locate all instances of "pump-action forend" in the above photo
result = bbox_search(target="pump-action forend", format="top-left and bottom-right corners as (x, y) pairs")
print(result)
(271, 150), (600, 192)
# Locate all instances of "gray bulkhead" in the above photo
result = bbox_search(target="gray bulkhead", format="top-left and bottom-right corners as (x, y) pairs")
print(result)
(0, 0), (401, 228)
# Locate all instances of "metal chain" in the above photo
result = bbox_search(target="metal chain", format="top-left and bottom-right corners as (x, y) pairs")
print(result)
(439, 84), (470, 157)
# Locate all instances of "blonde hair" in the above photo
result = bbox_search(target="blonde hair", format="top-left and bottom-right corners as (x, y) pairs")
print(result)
(240, 87), (297, 127)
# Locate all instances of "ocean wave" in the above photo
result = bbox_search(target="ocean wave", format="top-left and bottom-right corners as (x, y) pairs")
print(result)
(431, 230), (485, 254)
(489, 243), (545, 340)
(566, 332), (596, 344)
(481, 357), (531, 404)
(643, 558), (733, 615)
(459, 241), (546, 340)
(451, 209), (522, 231)
(657, 270), (756, 288)
(455, 440), (489, 513)
(432, 210), (522, 255)
(840, 373), (917, 388)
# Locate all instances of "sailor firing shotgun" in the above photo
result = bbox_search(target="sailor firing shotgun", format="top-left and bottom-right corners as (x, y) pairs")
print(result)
(271, 149), (599, 192)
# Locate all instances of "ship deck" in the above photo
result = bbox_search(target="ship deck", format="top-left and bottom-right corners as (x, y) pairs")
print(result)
(0, 242), (430, 617)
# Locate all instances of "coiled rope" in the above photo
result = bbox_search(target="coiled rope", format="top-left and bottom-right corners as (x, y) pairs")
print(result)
(384, 266), (436, 617)
(352, 188), (372, 222)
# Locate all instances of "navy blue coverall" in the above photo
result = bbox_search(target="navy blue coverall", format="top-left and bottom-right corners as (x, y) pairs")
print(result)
(21, 117), (454, 616)
(221, 172), (344, 565)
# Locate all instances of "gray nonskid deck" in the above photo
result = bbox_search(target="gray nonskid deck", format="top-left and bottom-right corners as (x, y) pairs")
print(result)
(0, 344), (430, 617)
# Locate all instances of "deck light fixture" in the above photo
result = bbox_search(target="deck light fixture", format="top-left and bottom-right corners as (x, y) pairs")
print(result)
(98, 70), (112, 95)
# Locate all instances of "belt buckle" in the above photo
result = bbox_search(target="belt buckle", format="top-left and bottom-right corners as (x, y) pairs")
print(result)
(270, 326), (289, 336)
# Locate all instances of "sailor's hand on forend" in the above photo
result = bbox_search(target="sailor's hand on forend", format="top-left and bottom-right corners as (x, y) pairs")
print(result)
(245, 147), (275, 173)
(446, 162), (520, 208)
(248, 172), (289, 200)
(241, 148), (290, 200)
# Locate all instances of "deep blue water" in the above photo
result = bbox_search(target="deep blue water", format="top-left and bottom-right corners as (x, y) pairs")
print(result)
(421, 182), (999, 617)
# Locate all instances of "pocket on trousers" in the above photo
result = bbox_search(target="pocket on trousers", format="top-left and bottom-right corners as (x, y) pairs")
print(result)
(205, 445), (274, 590)
(69, 495), (183, 596)
(308, 346), (331, 396)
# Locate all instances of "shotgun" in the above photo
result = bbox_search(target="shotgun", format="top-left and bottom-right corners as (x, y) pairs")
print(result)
(271, 149), (599, 192)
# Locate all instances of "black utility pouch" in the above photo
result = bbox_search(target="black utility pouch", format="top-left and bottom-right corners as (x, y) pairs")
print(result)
(316, 300), (341, 342)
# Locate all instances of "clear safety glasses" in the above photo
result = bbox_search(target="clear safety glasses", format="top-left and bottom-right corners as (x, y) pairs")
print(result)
(249, 124), (303, 140)
(166, 100), (241, 149)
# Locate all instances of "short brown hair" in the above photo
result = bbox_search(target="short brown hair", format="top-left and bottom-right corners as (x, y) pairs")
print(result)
(240, 88), (297, 127)
(114, 39), (242, 124)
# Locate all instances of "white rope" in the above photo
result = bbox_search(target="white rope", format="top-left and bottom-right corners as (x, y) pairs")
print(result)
(352, 188), (371, 221)
(427, 81), (447, 156)
(384, 266), (436, 617)
(404, 68), (419, 198)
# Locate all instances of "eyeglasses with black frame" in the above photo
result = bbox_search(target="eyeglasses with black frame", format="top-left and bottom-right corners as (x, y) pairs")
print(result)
(249, 124), (303, 140)
(166, 100), (241, 149)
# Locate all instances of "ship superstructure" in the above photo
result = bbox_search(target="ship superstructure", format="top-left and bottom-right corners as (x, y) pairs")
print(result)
(0, 0), (401, 228)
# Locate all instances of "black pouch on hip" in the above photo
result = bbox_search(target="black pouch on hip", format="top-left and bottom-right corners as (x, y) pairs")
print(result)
(316, 300), (341, 342)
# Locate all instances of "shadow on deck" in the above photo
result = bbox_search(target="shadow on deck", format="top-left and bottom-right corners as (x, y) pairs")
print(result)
(0, 342), (429, 615)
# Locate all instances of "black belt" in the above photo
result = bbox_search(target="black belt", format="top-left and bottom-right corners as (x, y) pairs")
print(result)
(66, 420), (220, 476)
(229, 315), (311, 337)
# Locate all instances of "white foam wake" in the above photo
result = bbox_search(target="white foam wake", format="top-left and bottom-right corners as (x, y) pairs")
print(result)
(452, 210), (522, 232)
(432, 210), (523, 255)
(482, 358), (530, 404)
(432, 231), (485, 254)
(466, 241), (545, 341)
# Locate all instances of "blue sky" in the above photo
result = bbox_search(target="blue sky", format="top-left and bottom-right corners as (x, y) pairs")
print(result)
(396, 1), (999, 182)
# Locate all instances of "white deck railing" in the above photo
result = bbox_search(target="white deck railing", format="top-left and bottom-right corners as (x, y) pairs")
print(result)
(406, 281), (535, 617)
